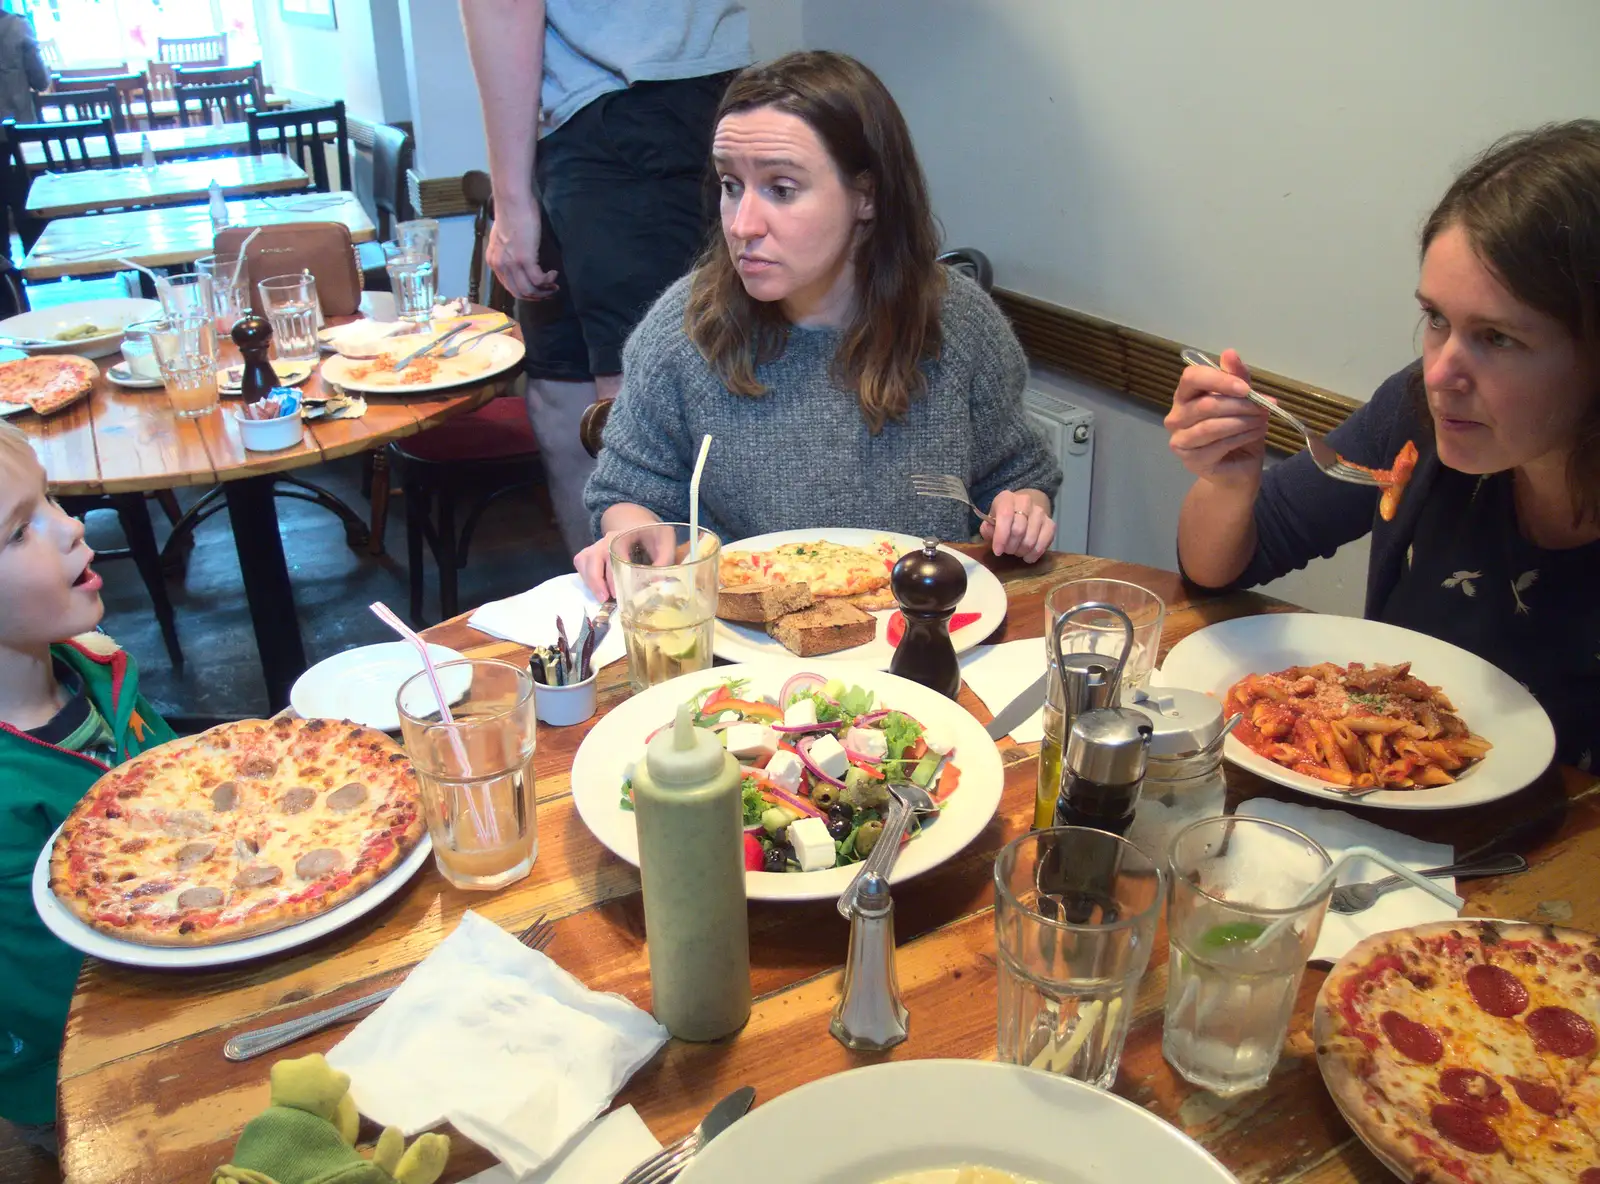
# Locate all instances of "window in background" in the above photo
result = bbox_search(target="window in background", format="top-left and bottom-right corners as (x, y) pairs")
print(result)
(15, 0), (261, 71)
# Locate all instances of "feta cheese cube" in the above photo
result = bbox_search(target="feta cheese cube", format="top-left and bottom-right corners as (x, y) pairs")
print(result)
(844, 727), (889, 761)
(783, 698), (818, 728)
(725, 723), (778, 759)
(808, 733), (850, 780)
(765, 749), (805, 792)
(787, 816), (836, 872)
(921, 725), (955, 756)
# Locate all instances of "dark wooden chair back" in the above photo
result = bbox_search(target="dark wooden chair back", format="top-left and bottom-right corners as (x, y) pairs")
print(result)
(462, 170), (514, 315)
(174, 79), (259, 127)
(0, 126), (43, 260)
(145, 60), (179, 104)
(44, 74), (144, 132)
(174, 62), (264, 91)
(2, 116), (120, 172)
(52, 62), (128, 81)
(37, 39), (61, 70)
(248, 101), (349, 193)
(157, 35), (226, 66)
(34, 86), (118, 129)
(368, 122), (413, 239)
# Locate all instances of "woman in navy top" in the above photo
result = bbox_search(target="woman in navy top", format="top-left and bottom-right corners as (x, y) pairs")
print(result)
(1165, 121), (1600, 770)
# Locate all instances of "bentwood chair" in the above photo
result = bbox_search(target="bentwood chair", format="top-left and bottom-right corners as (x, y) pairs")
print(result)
(248, 101), (349, 193)
(145, 60), (178, 106)
(174, 62), (265, 92)
(157, 34), (226, 67)
(174, 79), (259, 126)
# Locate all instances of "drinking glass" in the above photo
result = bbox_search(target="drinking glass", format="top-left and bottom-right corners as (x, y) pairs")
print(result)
(609, 522), (719, 692)
(1036, 579), (1166, 827)
(257, 273), (320, 363)
(397, 658), (538, 892)
(120, 320), (161, 381)
(147, 315), (220, 417)
(383, 242), (436, 323)
(396, 217), (440, 270)
(195, 253), (248, 334)
(156, 272), (213, 322)
(994, 827), (1164, 1089)
(1162, 815), (1333, 1095)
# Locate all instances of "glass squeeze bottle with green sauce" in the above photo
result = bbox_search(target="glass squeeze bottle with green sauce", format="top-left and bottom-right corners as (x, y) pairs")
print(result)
(631, 701), (752, 1040)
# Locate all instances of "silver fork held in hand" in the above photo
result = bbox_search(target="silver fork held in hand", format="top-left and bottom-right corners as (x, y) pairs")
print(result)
(909, 473), (997, 524)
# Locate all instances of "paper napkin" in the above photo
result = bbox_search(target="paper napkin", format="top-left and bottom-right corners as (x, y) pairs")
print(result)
(959, 638), (1048, 742)
(469, 572), (626, 671)
(1236, 799), (1456, 963)
(461, 1106), (662, 1184)
(327, 911), (668, 1179)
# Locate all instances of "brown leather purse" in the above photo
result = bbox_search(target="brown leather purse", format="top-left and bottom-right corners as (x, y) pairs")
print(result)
(214, 222), (363, 317)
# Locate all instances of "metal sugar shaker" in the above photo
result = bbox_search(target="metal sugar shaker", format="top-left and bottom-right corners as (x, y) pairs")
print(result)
(1123, 686), (1236, 862)
(830, 872), (909, 1051)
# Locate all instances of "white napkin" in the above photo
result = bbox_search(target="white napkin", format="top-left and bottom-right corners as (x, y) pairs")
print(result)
(469, 572), (626, 671)
(327, 911), (668, 1179)
(959, 638), (1047, 742)
(461, 1106), (661, 1184)
(1236, 799), (1456, 963)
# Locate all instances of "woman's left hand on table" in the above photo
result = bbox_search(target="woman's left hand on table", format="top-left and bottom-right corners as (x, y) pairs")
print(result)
(981, 489), (1055, 562)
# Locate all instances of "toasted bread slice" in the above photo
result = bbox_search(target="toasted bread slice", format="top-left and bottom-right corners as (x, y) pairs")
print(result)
(767, 600), (877, 657)
(718, 581), (815, 624)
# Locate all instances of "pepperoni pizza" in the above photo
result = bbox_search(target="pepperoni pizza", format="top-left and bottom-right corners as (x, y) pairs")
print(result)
(1315, 919), (1600, 1184)
(49, 717), (427, 947)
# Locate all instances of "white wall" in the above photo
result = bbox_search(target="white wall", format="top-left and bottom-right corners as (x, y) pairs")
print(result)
(788, 0), (1600, 614)
(253, 0), (405, 123)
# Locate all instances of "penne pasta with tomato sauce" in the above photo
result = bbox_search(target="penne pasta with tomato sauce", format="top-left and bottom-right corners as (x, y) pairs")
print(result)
(1224, 659), (1491, 790)
(1339, 440), (1420, 521)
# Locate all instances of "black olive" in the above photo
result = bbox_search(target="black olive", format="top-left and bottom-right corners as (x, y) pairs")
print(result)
(763, 845), (789, 873)
(828, 803), (852, 824)
(826, 815), (851, 841)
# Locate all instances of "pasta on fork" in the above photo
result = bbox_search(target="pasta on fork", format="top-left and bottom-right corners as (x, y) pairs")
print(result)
(1224, 661), (1492, 790)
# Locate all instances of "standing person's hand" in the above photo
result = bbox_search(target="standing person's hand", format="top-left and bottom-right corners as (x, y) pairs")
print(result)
(980, 489), (1056, 562)
(486, 194), (560, 301)
(1164, 349), (1270, 489)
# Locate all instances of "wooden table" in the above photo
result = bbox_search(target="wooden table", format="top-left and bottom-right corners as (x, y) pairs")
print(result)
(15, 318), (514, 708)
(25, 154), (310, 218)
(53, 552), (1597, 1183)
(21, 191), (377, 279)
(18, 120), (252, 170)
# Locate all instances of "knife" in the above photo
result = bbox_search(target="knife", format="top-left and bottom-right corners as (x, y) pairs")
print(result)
(985, 670), (1050, 740)
(389, 322), (470, 372)
(619, 1085), (755, 1184)
(589, 598), (617, 653)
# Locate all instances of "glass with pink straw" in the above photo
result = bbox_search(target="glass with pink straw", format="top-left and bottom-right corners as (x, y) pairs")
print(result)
(377, 603), (539, 891)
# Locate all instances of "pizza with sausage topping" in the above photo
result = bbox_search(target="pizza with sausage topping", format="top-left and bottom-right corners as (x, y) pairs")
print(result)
(1315, 919), (1600, 1183)
(48, 717), (426, 946)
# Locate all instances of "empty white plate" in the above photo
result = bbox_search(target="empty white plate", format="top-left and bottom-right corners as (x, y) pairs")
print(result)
(291, 641), (469, 732)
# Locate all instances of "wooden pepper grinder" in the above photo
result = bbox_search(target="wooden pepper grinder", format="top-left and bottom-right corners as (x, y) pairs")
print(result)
(888, 539), (967, 699)
(231, 314), (278, 403)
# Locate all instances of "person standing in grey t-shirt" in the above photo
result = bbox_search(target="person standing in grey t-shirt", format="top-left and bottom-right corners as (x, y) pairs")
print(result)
(460, 0), (751, 556)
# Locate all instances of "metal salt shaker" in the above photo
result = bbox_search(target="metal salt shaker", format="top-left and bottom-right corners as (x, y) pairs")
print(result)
(830, 872), (909, 1051)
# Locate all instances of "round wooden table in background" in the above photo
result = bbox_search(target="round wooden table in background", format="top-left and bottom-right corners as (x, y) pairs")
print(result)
(14, 320), (519, 708)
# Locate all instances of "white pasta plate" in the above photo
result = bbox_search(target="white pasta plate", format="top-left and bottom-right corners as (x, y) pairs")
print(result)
(677, 1060), (1239, 1184)
(1158, 614), (1556, 811)
(712, 527), (1007, 671)
(569, 661), (1004, 903)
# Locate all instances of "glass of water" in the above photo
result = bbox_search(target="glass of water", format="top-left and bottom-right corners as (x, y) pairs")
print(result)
(1162, 815), (1332, 1095)
(384, 242), (437, 323)
(156, 272), (213, 322)
(994, 827), (1164, 1089)
(257, 273), (321, 363)
(396, 217), (440, 270)
(147, 314), (220, 418)
(195, 253), (248, 334)
(397, 658), (538, 892)
(609, 522), (719, 692)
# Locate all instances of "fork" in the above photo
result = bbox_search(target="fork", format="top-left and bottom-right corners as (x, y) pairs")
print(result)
(910, 473), (997, 524)
(222, 914), (554, 1061)
(389, 322), (472, 372)
(440, 321), (515, 358)
(1179, 348), (1381, 486)
(1327, 853), (1528, 914)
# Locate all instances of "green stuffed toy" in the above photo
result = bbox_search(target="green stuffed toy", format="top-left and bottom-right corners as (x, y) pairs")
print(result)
(214, 1054), (451, 1184)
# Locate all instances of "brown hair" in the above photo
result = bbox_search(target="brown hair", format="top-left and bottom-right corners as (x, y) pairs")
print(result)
(684, 51), (945, 434)
(1421, 119), (1600, 526)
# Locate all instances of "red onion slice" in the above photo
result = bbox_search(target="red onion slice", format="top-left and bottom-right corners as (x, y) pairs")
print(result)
(771, 720), (846, 735)
(778, 671), (829, 708)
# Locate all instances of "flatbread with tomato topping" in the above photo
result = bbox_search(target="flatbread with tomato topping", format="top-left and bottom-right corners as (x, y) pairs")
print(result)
(720, 537), (900, 606)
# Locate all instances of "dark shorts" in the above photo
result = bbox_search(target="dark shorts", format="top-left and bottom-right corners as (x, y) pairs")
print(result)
(522, 71), (734, 381)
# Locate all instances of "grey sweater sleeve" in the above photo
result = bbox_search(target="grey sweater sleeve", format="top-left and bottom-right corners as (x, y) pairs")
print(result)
(953, 283), (1063, 508)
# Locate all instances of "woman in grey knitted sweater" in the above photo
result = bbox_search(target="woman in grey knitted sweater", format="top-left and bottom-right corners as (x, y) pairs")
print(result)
(576, 51), (1061, 596)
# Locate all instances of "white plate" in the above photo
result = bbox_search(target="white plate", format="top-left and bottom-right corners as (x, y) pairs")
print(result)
(0, 298), (161, 359)
(678, 1060), (1239, 1184)
(220, 359), (315, 393)
(1159, 614), (1556, 810)
(319, 333), (524, 393)
(0, 401), (25, 417)
(569, 661), (1005, 902)
(290, 642), (469, 733)
(712, 528), (1007, 670)
(30, 825), (433, 969)
(105, 362), (164, 389)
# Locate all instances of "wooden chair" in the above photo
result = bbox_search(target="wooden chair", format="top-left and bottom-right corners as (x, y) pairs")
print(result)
(3, 116), (120, 170)
(248, 100), (349, 193)
(174, 62), (264, 90)
(464, 171), (514, 315)
(37, 38), (62, 70)
(42, 74), (144, 132)
(52, 62), (128, 81)
(59, 494), (185, 669)
(34, 85), (117, 127)
(356, 122), (414, 289)
(0, 126), (43, 255)
(145, 60), (179, 105)
(174, 79), (258, 127)
(157, 34), (226, 66)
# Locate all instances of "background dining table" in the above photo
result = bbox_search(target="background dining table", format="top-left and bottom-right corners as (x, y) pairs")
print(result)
(15, 312), (518, 709)
(50, 551), (1596, 1184)
(17, 120), (253, 170)
(21, 191), (376, 280)
(24, 154), (310, 219)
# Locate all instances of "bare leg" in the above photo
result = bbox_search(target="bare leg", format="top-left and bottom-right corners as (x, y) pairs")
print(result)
(524, 372), (622, 556)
